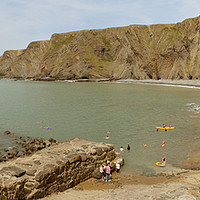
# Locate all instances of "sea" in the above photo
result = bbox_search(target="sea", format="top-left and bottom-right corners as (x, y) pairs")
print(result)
(1, 79), (200, 176)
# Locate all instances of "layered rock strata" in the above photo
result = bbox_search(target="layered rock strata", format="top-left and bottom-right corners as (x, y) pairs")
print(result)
(0, 138), (123, 199)
(0, 16), (200, 80)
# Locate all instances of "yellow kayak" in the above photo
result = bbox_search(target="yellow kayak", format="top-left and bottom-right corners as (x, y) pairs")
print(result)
(156, 127), (175, 130)
(156, 162), (166, 167)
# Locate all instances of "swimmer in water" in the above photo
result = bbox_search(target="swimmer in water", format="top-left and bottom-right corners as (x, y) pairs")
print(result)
(162, 156), (166, 164)
(162, 139), (165, 149)
(143, 144), (148, 148)
(105, 136), (109, 140)
(120, 146), (124, 151)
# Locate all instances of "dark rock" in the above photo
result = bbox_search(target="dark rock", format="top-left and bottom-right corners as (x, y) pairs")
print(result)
(17, 151), (25, 157)
(80, 154), (88, 162)
(0, 166), (26, 177)
(59, 183), (66, 192)
(43, 164), (57, 173)
(93, 168), (102, 179)
(10, 150), (18, 157)
(0, 156), (4, 162)
(33, 159), (41, 165)
(55, 160), (65, 174)
(94, 147), (103, 156)
(46, 173), (57, 184)
(67, 154), (81, 163)
(35, 137), (44, 143)
(49, 138), (56, 143)
(24, 182), (34, 188)
(7, 153), (14, 159)
(99, 152), (107, 160)
(26, 169), (37, 176)
(27, 189), (45, 199)
(35, 170), (49, 182)
(4, 131), (11, 135)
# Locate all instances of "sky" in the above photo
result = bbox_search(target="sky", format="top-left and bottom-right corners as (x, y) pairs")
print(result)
(0, 0), (199, 56)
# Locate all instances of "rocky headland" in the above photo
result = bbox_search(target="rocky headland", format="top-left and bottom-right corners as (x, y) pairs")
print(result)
(0, 16), (200, 81)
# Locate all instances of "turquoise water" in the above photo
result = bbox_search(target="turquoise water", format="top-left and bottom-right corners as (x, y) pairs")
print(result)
(1, 79), (200, 175)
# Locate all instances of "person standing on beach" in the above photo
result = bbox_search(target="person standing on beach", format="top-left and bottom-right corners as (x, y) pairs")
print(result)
(100, 165), (105, 181)
(105, 163), (111, 182)
(116, 162), (120, 174)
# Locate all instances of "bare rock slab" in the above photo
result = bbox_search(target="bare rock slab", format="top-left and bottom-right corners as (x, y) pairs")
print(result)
(0, 137), (123, 199)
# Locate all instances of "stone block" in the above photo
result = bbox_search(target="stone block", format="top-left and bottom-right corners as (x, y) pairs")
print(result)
(24, 182), (35, 189)
(0, 166), (26, 177)
(100, 152), (107, 160)
(43, 164), (57, 173)
(35, 170), (49, 182)
(46, 173), (57, 184)
(93, 168), (102, 179)
(94, 147), (103, 156)
(67, 154), (81, 163)
(59, 183), (66, 192)
(26, 169), (37, 176)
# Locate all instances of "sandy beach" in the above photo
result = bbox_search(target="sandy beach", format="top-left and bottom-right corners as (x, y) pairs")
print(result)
(41, 79), (200, 200)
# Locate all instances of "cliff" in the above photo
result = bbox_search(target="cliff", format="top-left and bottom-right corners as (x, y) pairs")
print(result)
(0, 16), (200, 80)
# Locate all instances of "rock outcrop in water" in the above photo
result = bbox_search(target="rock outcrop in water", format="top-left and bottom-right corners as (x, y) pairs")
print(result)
(0, 16), (200, 80)
(0, 131), (58, 162)
(0, 138), (123, 199)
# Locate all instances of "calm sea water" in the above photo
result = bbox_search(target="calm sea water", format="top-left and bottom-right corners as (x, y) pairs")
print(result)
(1, 79), (200, 175)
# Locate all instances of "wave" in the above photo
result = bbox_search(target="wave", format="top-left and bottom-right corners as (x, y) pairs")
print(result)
(187, 103), (200, 113)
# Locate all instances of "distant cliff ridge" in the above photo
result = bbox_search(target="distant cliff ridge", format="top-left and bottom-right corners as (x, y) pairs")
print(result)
(0, 16), (200, 80)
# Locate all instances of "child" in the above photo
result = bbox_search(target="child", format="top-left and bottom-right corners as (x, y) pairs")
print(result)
(116, 162), (120, 174)
(100, 165), (104, 181)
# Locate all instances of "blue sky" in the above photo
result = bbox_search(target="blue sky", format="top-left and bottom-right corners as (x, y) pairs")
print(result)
(0, 0), (199, 55)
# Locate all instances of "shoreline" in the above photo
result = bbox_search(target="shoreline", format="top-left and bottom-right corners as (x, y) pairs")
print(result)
(2, 77), (200, 89)
(3, 77), (200, 87)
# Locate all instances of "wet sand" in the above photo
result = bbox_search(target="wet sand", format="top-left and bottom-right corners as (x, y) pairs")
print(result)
(42, 171), (200, 199)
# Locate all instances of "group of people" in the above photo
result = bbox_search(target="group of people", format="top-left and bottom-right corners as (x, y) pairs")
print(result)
(162, 124), (172, 128)
(100, 161), (121, 182)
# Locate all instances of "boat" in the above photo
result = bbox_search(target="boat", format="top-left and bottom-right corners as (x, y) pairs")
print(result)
(156, 127), (175, 131)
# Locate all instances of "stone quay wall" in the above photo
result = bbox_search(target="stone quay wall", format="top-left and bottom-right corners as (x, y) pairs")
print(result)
(0, 138), (123, 199)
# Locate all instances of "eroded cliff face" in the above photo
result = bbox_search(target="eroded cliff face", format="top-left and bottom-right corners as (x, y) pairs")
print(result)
(0, 16), (200, 80)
